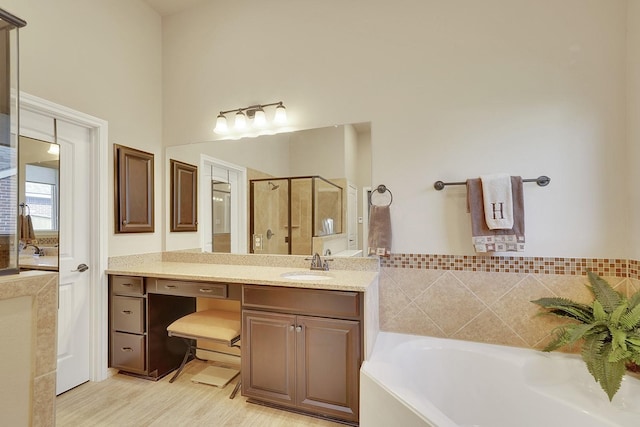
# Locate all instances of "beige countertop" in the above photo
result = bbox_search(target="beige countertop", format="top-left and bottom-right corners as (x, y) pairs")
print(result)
(106, 261), (378, 292)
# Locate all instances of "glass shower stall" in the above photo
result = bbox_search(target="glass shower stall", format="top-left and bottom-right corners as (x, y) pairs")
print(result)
(250, 176), (343, 255)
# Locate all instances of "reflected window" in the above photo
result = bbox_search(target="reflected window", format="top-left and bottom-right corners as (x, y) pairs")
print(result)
(25, 164), (58, 231)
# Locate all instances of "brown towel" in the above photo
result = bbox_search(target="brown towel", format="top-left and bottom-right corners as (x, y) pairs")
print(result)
(467, 176), (525, 253)
(19, 214), (36, 241)
(367, 205), (392, 257)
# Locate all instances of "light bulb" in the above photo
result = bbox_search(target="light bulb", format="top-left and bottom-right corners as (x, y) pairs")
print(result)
(253, 108), (266, 127)
(235, 111), (247, 130)
(48, 144), (59, 155)
(214, 113), (228, 134)
(274, 104), (287, 125)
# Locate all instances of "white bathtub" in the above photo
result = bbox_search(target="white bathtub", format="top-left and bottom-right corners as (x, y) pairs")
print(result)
(360, 332), (640, 427)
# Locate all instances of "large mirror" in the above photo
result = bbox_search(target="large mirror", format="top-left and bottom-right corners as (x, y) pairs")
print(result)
(17, 136), (59, 271)
(166, 122), (372, 257)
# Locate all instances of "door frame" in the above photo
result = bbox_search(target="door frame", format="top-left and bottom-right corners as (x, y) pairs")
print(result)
(200, 155), (247, 253)
(20, 92), (109, 382)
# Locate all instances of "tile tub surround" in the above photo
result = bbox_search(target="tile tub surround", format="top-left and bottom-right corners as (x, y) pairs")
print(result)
(0, 270), (58, 427)
(379, 254), (640, 350)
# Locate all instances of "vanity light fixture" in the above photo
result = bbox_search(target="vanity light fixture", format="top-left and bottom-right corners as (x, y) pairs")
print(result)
(213, 101), (287, 134)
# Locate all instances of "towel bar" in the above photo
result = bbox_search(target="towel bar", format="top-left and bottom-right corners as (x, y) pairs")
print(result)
(434, 175), (550, 191)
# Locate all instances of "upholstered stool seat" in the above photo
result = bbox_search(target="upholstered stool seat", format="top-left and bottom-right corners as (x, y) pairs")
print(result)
(167, 309), (241, 398)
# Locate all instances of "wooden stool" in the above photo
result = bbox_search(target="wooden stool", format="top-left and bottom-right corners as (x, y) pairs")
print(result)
(167, 309), (241, 398)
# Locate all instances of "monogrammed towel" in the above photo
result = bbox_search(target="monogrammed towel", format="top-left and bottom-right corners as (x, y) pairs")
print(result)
(467, 176), (525, 253)
(480, 173), (513, 229)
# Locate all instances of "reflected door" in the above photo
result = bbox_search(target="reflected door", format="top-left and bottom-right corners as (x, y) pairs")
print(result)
(251, 179), (289, 254)
(212, 181), (231, 253)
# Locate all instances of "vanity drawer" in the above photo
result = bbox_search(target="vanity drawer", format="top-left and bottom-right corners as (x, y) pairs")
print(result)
(111, 275), (144, 296)
(111, 332), (146, 373)
(112, 296), (145, 334)
(242, 285), (361, 319)
(150, 279), (228, 299)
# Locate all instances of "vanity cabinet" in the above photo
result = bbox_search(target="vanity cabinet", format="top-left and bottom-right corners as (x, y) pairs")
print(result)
(108, 275), (194, 379)
(241, 285), (362, 423)
(114, 144), (155, 233)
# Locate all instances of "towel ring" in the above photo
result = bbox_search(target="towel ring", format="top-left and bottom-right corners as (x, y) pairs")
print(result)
(369, 184), (393, 207)
(19, 202), (30, 216)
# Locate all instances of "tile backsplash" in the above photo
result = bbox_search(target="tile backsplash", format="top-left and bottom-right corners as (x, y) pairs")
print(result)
(379, 253), (640, 350)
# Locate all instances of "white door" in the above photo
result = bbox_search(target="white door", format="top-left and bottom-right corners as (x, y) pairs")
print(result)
(20, 111), (92, 393)
(55, 120), (92, 394)
(347, 183), (358, 251)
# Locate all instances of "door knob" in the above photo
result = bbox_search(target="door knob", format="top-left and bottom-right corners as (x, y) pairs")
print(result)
(72, 263), (89, 273)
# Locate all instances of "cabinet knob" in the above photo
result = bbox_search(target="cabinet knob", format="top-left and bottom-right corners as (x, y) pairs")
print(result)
(121, 347), (134, 352)
(295, 326), (302, 332)
(122, 310), (133, 315)
(289, 325), (295, 331)
(122, 219), (128, 225)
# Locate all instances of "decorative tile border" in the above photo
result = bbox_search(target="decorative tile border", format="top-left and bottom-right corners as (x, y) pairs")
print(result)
(380, 253), (635, 279)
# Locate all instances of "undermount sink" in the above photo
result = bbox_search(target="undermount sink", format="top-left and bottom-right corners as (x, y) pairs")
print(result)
(280, 271), (333, 281)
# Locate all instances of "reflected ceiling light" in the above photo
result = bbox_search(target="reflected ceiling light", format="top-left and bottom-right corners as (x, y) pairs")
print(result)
(47, 144), (59, 155)
(213, 101), (287, 135)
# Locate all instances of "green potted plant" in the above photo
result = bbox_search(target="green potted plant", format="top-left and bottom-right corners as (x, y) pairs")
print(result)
(531, 271), (640, 400)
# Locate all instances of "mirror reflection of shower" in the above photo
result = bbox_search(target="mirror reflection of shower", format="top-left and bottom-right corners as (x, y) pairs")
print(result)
(211, 180), (231, 253)
(250, 176), (343, 255)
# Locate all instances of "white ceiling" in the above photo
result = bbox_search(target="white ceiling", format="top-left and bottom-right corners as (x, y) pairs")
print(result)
(143, 0), (205, 16)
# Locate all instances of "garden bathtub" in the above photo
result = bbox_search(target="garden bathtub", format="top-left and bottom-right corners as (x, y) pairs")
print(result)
(360, 332), (640, 426)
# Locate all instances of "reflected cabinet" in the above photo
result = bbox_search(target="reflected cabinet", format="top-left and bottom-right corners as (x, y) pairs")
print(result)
(170, 159), (197, 232)
(114, 144), (154, 233)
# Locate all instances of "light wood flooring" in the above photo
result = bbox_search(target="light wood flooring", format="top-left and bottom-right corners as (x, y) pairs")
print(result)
(55, 360), (344, 427)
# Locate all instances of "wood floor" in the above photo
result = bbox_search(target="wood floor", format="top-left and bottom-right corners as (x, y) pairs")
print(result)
(55, 360), (344, 427)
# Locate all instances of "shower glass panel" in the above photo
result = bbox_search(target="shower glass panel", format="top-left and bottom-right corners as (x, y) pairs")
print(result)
(212, 181), (231, 253)
(0, 11), (25, 275)
(314, 177), (342, 236)
(251, 179), (289, 254)
(250, 176), (343, 255)
(290, 177), (312, 255)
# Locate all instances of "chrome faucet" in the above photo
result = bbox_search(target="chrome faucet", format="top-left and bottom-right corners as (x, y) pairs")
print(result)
(306, 252), (333, 271)
(23, 244), (41, 255)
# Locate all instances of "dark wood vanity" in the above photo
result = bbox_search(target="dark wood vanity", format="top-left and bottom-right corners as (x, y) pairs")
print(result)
(108, 271), (368, 424)
(242, 285), (362, 422)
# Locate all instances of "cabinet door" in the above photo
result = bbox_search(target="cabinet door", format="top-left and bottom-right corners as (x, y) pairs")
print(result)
(170, 159), (197, 232)
(242, 310), (296, 406)
(114, 144), (154, 233)
(296, 316), (361, 422)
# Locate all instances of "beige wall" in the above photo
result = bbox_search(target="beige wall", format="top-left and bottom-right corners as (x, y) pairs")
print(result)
(629, 0), (640, 260)
(5, 1), (638, 259)
(162, 0), (633, 259)
(2, 0), (163, 257)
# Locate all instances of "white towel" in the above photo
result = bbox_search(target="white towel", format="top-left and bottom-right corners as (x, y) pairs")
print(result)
(480, 173), (513, 230)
